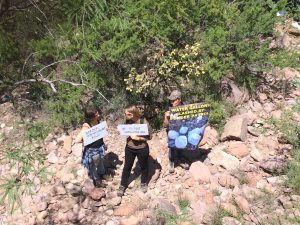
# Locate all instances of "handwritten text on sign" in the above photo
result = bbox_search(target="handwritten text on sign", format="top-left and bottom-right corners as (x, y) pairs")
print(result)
(118, 124), (149, 136)
(82, 121), (108, 146)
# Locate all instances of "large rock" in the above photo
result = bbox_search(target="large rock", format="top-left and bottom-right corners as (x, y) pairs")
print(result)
(89, 187), (105, 201)
(47, 151), (58, 164)
(56, 167), (75, 183)
(151, 198), (177, 215)
(218, 174), (239, 188)
(246, 172), (263, 188)
(108, 197), (122, 207)
(46, 141), (58, 152)
(250, 136), (279, 161)
(120, 215), (139, 225)
(63, 136), (73, 154)
(220, 189), (233, 203)
(249, 100), (263, 112)
(241, 186), (264, 202)
(82, 179), (95, 194)
(37, 211), (48, 224)
(220, 78), (250, 106)
(281, 67), (300, 80)
(259, 157), (287, 173)
(263, 102), (276, 114)
(199, 126), (219, 147)
(189, 161), (211, 184)
(50, 183), (67, 196)
(221, 115), (248, 142)
(208, 149), (240, 171)
(114, 202), (137, 216)
(72, 143), (83, 157)
(234, 196), (250, 214)
(271, 110), (282, 120)
(226, 141), (250, 159)
(222, 217), (242, 225)
(256, 136), (278, 153)
(61, 197), (78, 212)
(190, 200), (209, 224)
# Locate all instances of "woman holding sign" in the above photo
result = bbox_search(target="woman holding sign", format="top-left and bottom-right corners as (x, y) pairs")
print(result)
(75, 105), (107, 187)
(117, 105), (152, 197)
(164, 90), (189, 173)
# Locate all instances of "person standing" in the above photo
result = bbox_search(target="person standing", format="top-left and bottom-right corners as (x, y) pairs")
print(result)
(75, 105), (107, 187)
(163, 90), (189, 173)
(117, 105), (152, 196)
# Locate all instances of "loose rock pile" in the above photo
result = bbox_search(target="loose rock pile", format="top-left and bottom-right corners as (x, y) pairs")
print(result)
(0, 66), (299, 225)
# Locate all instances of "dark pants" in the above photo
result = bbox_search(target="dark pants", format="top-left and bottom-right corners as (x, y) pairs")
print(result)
(168, 148), (183, 163)
(121, 145), (149, 187)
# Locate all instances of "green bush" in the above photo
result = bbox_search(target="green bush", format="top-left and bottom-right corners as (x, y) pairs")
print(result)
(0, 145), (47, 213)
(271, 97), (300, 193)
(208, 100), (236, 132)
(1, 0), (299, 131)
(155, 208), (178, 225)
(286, 158), (300, 193)
(209, 207), (233, 225)
(25, 122), (51, 142)
(271, 99), (300, 147)
(48, 86), (84, 127)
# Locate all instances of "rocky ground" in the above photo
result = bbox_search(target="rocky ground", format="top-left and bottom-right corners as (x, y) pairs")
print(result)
(0, 66), (299, 225)
(0, 21), (299, 225)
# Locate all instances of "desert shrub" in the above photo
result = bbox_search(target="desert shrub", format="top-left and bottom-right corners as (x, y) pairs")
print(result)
(208, 100), (236, 132)
(209, 207), (233, 225)
(25, 122), (51, 142)
(0, 145), (49, 213)
(1, 0), (299, 130)
(271, 99), (300, 147)
(47, 86), (84, 127)
(271, 97), (300, 193)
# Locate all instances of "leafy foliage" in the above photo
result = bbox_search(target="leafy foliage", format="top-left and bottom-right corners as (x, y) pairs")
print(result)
(271, 98), (300, 147)
(270, 96), (300, 193)
(48, 86), (84, 127)
(0, 0), (299, 128)
(25, 122), (51, 142)
(0, 145), (48, 213)
(209, 207), (233, 225)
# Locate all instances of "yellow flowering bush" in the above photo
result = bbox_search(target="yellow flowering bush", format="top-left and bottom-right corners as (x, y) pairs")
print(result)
(124, 42), (205, 93)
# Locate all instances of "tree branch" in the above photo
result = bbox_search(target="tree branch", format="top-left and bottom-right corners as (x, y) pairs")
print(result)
(7, 59), (111, 103)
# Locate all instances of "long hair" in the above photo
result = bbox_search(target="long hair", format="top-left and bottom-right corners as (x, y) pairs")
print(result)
(83, 104), (102, 124)
(124, 104), (142, 118)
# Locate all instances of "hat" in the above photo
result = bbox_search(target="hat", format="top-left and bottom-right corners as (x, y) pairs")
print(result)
(168, 90), (182, 100)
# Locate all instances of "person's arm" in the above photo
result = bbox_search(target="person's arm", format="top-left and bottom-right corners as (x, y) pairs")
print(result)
(130, 118), (152, 141)
(74, 123), (90, 143)
(163, 111), (170, 128)
(144, 119), (152, 140)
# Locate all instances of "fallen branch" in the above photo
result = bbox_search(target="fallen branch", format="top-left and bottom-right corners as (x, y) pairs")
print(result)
(5, 60), (110, 103)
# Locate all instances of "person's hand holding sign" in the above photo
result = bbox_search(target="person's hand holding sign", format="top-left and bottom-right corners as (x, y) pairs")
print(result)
(130, 135), (139, 140)
(164, 111), (171, 127)
(165, 111), (170, 119)
(130, 135), (145, 141)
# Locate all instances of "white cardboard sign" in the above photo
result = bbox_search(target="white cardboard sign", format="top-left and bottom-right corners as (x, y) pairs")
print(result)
(117, 124), (149, 136)
(82, 121), (108, 146)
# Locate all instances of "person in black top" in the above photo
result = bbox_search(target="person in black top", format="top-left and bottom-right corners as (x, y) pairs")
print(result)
(117, 105), (152, 197)
(75, 105), (107, 187)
